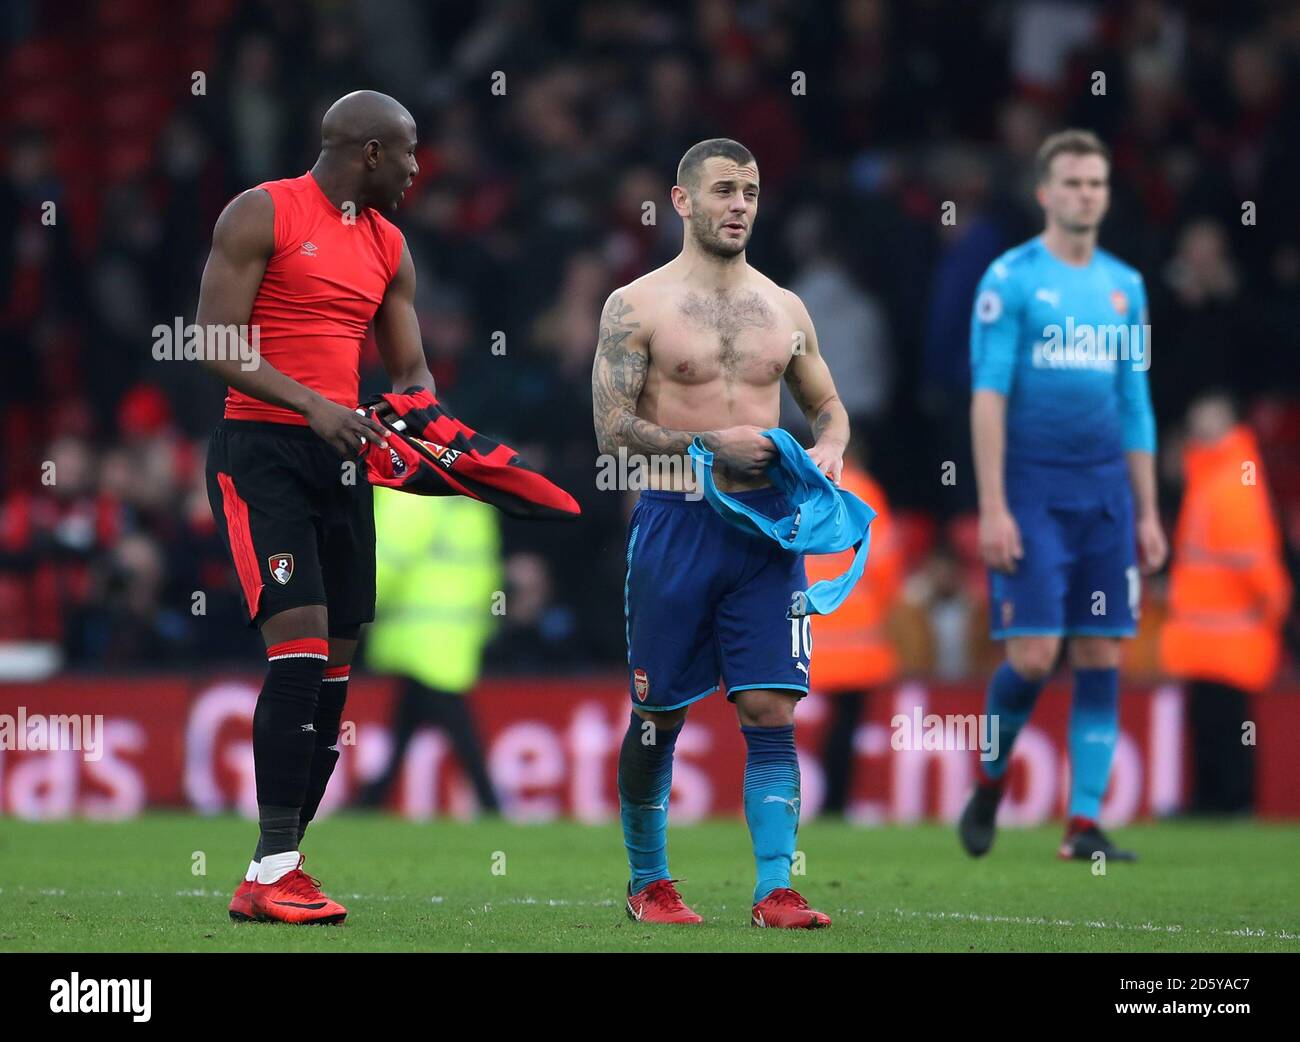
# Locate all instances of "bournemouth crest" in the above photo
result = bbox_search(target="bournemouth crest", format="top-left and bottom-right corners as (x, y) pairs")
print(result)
(269, 553), (294, 585)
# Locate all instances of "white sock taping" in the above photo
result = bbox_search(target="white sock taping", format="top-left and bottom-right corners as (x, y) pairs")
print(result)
(257, 850), (300, 885)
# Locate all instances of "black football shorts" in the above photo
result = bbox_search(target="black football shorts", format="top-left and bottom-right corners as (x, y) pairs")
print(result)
(205, 419), (376, 629)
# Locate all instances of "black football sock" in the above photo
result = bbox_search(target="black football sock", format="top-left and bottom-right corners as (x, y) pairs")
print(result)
(253, 638), (327, 858)
(299, 664), (350, 843)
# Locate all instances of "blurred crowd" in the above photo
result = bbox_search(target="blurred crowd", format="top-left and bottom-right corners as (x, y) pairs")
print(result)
(2, 0), (1298, 676)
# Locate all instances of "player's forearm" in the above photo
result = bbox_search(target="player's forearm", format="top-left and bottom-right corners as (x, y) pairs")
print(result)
(386, 361), (436, 396)
(596, 410), (709, 458)
(1125, 450), (1158, 520)
(809, 396), (849, 449)
(200, 355), (324, 418)
(971, 390), (1009, 511)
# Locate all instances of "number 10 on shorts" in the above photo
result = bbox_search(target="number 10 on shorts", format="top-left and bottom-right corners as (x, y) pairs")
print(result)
(790, 615), (813, 659)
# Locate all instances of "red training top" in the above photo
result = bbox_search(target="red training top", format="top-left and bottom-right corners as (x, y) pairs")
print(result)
(223, 172), (405, 425)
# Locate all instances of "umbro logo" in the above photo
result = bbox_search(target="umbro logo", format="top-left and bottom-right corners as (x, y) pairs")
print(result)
(300, 241), (318, 256)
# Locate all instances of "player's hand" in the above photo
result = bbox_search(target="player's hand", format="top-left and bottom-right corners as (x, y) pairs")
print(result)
(979, 505), (1023, 573)
(808, 439), (845, 484)
(706, 425), (777, 478)
(1136, 512), (1168, 575)
(305, 398), (389, 457)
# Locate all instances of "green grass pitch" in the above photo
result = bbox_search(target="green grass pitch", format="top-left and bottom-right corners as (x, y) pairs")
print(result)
(1, 814), (1296, 952)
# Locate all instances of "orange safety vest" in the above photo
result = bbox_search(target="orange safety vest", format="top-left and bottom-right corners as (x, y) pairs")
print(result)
(806, 464), (901, 691)
(1159, 425), (1292, 693)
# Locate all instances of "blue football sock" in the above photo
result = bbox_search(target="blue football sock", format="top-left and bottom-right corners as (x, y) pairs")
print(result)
(982, 661), (1046, 782)
(1068, 668), (1120, 821)
(617, 711), (682, 893)
(741, 724), (801, 904)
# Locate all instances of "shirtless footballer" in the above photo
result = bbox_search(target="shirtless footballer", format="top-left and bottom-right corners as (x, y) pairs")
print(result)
(591, 138), (850, 928)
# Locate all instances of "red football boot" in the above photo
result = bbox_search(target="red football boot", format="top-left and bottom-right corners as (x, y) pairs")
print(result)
(626, 879), (703, 924)
(751, 888), (831, 929)
(250, 856), (348, 925)
(228, 879), (255, 922)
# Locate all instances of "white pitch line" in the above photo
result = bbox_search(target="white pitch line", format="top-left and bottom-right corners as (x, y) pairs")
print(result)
(889, 907), (1300, 942)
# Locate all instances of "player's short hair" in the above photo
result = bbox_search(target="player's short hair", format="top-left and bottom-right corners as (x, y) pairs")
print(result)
(676, 138), (756, 192)
(1035, 129), (1110, 183)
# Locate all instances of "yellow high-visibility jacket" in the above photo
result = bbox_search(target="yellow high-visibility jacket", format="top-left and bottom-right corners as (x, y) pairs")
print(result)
(366, 488), (502, 694)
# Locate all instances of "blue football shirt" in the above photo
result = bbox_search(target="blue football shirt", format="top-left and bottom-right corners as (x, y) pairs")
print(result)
(970, 236), (1155, 494)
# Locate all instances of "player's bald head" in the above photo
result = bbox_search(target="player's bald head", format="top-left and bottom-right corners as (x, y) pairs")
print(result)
(314, 91), (419, 212)
(320, 90), (415, 151)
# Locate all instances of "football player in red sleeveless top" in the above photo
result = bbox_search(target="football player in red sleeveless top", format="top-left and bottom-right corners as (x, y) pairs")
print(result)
(195, 91), (432, 925)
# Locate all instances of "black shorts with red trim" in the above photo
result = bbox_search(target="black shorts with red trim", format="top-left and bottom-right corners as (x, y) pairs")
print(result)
(205, 419), (376, 629)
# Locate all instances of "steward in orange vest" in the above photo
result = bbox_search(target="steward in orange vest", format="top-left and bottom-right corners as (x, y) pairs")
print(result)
(1160, 421), (1291, 694)
(1159, 400), (1292, 814)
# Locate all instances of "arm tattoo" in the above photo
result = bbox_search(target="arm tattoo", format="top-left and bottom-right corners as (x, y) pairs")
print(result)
(813, 408), (833, 441)
(592, 293), (705, 457)
(786, 354), (843, 444)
